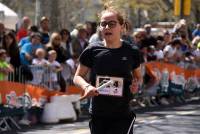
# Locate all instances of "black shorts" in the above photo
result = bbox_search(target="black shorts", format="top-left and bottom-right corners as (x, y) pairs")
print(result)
(89, 114), (136, 134)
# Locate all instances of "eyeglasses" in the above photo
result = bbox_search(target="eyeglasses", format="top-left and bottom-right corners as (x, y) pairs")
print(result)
(99, 20), (118, 28)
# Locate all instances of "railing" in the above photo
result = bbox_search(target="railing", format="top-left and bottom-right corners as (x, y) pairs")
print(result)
(7, 64), (73, 91)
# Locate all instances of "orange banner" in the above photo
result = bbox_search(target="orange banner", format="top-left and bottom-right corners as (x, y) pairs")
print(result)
(0, 81), (82, 107)
(145, 61), (200, 79)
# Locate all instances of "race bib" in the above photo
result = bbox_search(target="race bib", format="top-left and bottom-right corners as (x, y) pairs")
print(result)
(96, 76), (124, 97)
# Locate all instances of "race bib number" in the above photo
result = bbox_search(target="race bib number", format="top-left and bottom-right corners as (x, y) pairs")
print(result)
(96, 76), (124, 97)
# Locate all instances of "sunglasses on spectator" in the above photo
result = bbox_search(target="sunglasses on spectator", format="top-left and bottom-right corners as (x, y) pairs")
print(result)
(100, 20), (118, 28)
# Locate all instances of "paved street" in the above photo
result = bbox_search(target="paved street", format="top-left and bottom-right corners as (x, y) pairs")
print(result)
(3, 99), (200, 134)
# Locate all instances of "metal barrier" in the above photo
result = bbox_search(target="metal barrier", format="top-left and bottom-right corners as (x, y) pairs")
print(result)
(1, 60), (200, 109)
(7, 64), (73, 91)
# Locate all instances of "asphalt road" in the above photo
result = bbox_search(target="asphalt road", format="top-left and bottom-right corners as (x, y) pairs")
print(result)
(2, 99), (200, 134)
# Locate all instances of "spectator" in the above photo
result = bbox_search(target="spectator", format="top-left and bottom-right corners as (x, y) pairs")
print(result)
(46, 32), (68, 63)
(163, 38), (182, 63)
(142, 24), (157, 47)
(147, 45), (157, 61)
(192, 24), (200, 38)
(60, 29), (72, 59)
(162, 31), (172, 49)
(0, 21), (5, 48)
(85, 21), (93, 39)
(47, 50), (63, 91)
(180, 33), (191, 53)
(191, 36), (200, 47)
(16, 16), (31, 42)
(18, 25), (39, 48)
(71, 23), (88, 56)
(89, 26), (103, 45)
(144, 24), (152, 36)
(46, 32), (68, 92)
(122, 19), (134, 45)
(66, 52), (79, 76)
(39, 16), (50, 45)
(20, 32), (43, 65)
(0, 49), (14, 81)
(31, 48), (48, 86)
(32, 48), (48, 66)
(154, 39), (164, 61)
(173, 19), (189, 40)
(132, 31), (143, 48)
(193, 42), (200, 63)
(2, 31), (21, 68)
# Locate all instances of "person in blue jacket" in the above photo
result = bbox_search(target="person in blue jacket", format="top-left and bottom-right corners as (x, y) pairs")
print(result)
(20, 32), (43, 65)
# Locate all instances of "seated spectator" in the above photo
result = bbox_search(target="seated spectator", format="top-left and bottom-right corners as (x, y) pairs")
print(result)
(0, 49), (14, 81)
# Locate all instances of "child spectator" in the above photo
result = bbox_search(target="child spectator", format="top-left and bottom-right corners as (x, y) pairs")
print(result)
(32, 48), (48, 66)
(47, 50), (62, 91)
(0, 49), (14, 81)
(30, 48), (48, 85)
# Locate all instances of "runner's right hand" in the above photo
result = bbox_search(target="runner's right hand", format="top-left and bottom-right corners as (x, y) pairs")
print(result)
(80, 85), (99, 100)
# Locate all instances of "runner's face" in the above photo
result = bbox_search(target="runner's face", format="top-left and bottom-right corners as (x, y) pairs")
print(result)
(99, 11), (123, 43)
